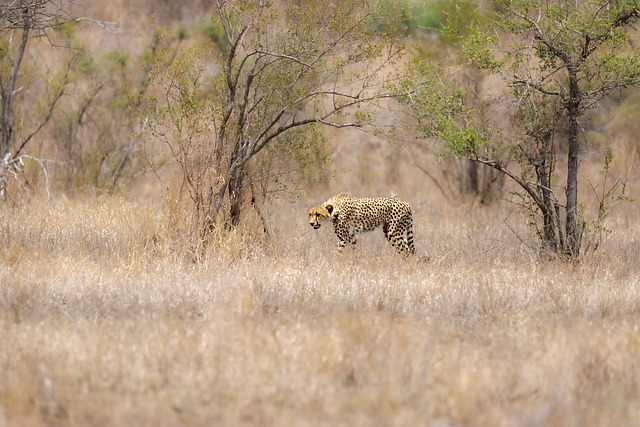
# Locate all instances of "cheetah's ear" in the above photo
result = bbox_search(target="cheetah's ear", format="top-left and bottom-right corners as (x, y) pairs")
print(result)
(326, 204), (333, 215)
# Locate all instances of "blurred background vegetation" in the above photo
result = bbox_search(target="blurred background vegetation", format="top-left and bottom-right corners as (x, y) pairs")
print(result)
(1, 0), (638, 258)
(0, 0), (490, 198)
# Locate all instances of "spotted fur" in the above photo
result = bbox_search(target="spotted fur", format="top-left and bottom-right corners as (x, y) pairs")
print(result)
(308, 193), (415, 255)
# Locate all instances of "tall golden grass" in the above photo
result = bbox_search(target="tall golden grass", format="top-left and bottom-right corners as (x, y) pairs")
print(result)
(1, 186), (639, 426)
(2, 2), (640, 425)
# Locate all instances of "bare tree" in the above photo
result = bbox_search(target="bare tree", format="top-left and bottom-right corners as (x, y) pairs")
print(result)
(0, 0), (73, 199)
(145, 0), (420, 255)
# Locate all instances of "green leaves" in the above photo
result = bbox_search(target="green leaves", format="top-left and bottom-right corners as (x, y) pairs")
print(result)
(140, 0), (411, 236)
(407, 0), (640, 257)
(400, 59), (496, 161)
(597, 48), (640, 88)
(459, 28), (502, 71)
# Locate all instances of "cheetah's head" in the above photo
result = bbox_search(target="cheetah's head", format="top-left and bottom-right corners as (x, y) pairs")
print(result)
(309, 203), (334, 229)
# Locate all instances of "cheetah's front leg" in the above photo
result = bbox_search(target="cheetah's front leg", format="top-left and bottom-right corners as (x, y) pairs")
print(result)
(334, 224), (356, 252)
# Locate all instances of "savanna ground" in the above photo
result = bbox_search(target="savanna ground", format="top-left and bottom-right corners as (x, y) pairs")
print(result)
(2, 1), (640, 426)
(1, 152), (640, 427)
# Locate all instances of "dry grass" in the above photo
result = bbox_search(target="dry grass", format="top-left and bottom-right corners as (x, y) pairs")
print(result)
(2, 2), (640, 425)
(1, 192), (640, 427)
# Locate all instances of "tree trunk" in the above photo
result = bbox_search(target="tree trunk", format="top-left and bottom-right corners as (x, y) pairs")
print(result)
(228, 168), (245, 229)
(565, 111), (580, 256)
(537, 153), (556, 252)
(466, 159), (479, 195)
(0, 22), (30, 199)
(0, 155), (9, 200)
(565, 67), (582, 257)
(198, 172), (228, 258)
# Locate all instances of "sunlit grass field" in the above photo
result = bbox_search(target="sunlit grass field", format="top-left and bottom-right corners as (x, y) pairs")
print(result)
(1, 191), (639, 427)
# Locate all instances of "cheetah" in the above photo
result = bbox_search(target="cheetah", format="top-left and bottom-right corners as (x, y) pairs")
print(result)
(308, 193), (415, 255)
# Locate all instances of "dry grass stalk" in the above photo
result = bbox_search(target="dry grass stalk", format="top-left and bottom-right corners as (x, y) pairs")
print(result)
(1, 196), (639, 426)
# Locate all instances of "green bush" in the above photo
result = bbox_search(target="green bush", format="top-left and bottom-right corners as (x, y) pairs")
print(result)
(370, 0), (477, 35)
